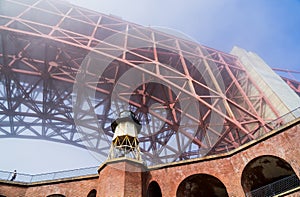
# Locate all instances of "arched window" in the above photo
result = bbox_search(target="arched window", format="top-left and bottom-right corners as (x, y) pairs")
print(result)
(176, 174), (228, 197)
(147, 181), (162, 197)
(47, 195), (65, 197)
(87, 189), (97, 197)
(241, 155), (300, 196)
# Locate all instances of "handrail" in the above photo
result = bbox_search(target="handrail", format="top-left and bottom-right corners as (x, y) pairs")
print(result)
(265, 107), (300, 129)
(246, 174), (300, 197)
(209, 107), (300, 155)
(0, 166), (98, 183)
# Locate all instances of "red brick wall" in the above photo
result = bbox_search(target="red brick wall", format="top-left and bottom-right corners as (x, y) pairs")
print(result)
(98, 162), (126, 197)
(25, 178), (98, 197)
(146, 124), (300, 197)
(0, 184), (26, 197)
(97, 160), (144, 197)
(0, 123), (299, 197)
(0, 177), (98, 197)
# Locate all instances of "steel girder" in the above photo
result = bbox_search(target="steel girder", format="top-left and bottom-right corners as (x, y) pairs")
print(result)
(272, 68), (300, 96)
(0, 0), (283, 164)
(281, 77), (300, 97)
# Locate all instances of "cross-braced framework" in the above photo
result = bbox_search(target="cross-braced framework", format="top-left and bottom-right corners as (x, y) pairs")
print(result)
(0, 0), (293, 165)
(108, 136), (142, 161)
(272, 68), (300, 97)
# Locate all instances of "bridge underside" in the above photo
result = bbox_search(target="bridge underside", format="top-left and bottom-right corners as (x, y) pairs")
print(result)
(0, 0), (296, 165)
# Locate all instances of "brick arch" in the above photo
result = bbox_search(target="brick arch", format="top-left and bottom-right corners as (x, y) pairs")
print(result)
(233, 125), (300, 188)
(146, 177), (163, 196)
(176, 173), (228, 197)
(241, 152), (300, 180)
(87, 189), (97, 197)
(147, 181), (162, 197)
(241, 154), (300, 195)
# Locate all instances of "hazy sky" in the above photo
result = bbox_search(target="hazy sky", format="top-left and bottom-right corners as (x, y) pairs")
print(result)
(1, 0), (300, 175)
(68, 0), (300, 79)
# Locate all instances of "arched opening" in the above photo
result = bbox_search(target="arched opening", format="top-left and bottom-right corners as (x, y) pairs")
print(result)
(87, 189), (97, 197)
(241, 155), (300, 196)
(46, 195), (65, 197)
(147, 181), (162, 197)
(176, 174), (228, 197)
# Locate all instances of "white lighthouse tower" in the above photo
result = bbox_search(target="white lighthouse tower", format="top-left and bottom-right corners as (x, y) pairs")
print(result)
(108, 111), (142, 161)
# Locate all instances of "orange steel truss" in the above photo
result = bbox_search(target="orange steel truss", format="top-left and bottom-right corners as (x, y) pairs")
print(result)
(0, 0), (287, 165)
(272, 68), (300, 96)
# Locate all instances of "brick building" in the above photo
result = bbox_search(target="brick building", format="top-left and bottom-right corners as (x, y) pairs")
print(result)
(0, 0), (299, 196)
(0, 120), (299, 196)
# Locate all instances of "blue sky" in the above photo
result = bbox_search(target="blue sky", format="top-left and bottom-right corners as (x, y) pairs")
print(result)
(70, 0), (300, 79)
(1, 0), (300, 175)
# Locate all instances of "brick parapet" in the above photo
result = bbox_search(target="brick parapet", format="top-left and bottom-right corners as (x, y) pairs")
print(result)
(0, 120), (299, 196)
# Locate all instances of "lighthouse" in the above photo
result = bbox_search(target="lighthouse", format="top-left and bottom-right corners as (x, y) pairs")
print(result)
(108, 111), (142, 161)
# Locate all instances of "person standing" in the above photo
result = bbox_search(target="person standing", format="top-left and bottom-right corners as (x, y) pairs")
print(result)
(10, 170), (17, 181)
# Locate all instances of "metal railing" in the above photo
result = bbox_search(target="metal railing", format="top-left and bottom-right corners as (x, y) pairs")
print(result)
(246, 174), (300, 197)
(0, 166), (98, 183)
(265, 107), (300, 130)
(202, 107), (300, 156)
